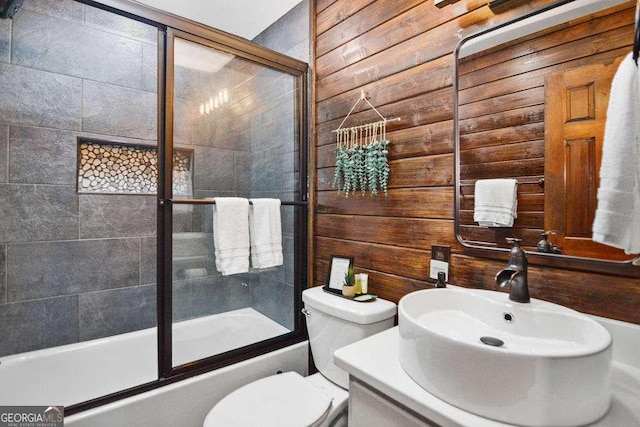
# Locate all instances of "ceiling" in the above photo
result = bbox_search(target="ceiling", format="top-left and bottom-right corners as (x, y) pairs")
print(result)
(133, 0), (302, 40)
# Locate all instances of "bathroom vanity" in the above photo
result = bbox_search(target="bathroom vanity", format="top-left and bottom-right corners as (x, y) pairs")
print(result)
(334, 317), (640, 427)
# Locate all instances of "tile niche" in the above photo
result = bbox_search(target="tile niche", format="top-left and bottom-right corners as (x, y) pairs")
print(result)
(77, 139), (193, 196)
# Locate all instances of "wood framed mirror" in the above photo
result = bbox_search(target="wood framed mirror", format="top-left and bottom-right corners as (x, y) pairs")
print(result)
(453, 0), (640, 276)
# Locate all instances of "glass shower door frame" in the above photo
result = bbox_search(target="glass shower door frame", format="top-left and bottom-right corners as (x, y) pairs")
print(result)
(158, 28), (309, 379)
(61, 0), (309, 415)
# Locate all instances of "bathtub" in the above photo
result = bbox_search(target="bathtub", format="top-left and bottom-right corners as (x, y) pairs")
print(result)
(0, 308), (300, 410)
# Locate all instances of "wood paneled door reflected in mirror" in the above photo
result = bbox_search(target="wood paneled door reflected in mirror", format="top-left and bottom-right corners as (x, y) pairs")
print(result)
(544, 59), (633, 261)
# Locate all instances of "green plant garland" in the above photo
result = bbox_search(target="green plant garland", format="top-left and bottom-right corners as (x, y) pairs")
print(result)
(366, 141), (379, 196)
(378, 139), (390, 196)
(355, 145), (366, 196)
(333, 139), (389, 198)
(332, 144), (348, 193)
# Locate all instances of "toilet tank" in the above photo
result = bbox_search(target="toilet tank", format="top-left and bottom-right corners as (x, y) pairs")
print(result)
(302, 286), (397, 389)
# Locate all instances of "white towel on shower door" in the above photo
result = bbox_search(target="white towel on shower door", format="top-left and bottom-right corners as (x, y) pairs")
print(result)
(212, 197), (250, 276)
(249, 198), (283, 269)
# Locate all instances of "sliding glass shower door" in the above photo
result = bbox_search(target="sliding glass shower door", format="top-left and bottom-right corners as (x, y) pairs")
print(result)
(0, 0), (307, 414)
(161, 32), (306, 370)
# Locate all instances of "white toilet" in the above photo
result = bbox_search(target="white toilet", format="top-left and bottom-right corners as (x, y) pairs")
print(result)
(203, 286), (397, 427)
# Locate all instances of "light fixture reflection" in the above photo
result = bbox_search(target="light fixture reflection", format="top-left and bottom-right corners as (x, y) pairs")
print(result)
(200, 88), (230, 115)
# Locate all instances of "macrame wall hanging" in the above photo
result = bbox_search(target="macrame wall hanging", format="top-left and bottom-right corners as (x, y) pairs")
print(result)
(331, 91), (400, 198)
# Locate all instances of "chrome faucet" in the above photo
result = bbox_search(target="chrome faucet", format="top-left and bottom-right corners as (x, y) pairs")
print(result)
(495, 238), (530, 303)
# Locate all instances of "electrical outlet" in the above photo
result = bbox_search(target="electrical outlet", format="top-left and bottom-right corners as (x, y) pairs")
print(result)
(429, 245), (451, 280)
(431, 245), (451, 263)
(430, 260), (448, 280)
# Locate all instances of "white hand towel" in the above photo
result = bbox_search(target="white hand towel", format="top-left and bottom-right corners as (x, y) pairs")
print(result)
(212, 197), (250, 275)
(473, 178), (518, 227)
(592, 52), (640, 254)
(249, 198), (283, 269)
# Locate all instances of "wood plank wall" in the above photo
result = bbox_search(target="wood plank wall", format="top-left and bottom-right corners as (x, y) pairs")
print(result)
(313, 0), (640, 324)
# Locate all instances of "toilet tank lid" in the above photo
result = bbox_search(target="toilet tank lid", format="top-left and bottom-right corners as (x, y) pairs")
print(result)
(302, 286), (397, 324)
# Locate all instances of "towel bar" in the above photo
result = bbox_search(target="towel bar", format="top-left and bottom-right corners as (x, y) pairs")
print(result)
(160, 199), (307, 207)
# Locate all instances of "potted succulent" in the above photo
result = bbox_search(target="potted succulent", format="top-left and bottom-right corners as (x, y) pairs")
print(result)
(342, 266), (356, 298)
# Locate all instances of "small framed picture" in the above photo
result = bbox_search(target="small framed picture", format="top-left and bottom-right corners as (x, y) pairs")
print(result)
(327, 255), (354, 291)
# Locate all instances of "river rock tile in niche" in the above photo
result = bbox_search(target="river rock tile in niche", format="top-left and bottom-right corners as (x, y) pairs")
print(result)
(77, 141), (192, 196)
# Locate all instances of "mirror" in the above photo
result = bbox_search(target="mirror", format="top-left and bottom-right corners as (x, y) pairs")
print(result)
(454, 0), (640, 270)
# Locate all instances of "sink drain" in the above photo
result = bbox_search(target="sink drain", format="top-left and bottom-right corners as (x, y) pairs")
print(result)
(480, 336), (504, 347)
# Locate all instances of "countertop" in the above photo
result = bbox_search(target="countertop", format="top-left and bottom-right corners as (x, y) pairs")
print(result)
(334, 319), (640, 427)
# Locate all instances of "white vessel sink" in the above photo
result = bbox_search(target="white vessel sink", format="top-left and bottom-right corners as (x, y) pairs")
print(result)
(398, 287), (612, 426)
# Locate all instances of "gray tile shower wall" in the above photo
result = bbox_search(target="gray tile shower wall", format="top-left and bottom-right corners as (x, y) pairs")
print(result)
(0, 0), (307, 356)
(83, 4), (157, 45)
(250, 274), (294, 331)
(141, 43), (157, 93)
(82, 80), (157, 140)
(245, 0), (309, 330)
(7, 238), (141, 301)
(9, 125), (77, 185)
(79, 284), (156, 341)
(0, 124), (8, 182)
(12, 10), (144, 89)
(0, 295), (79, 356)
(0, 62), (82, 130)
(0, 19), (10, 63)
(164, 274), (254, 326)
(0, 245), (5, 305)
(252, 0), (309, 60)
(79, 195), (157, 239)
(192, 146), (236, 191)
(0, 2), (162, 357)
(0, 184), (79, 242)
(21, 0), (84, 23)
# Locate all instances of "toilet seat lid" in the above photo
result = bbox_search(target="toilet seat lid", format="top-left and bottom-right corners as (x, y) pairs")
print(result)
(203, 372), (333, 427)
